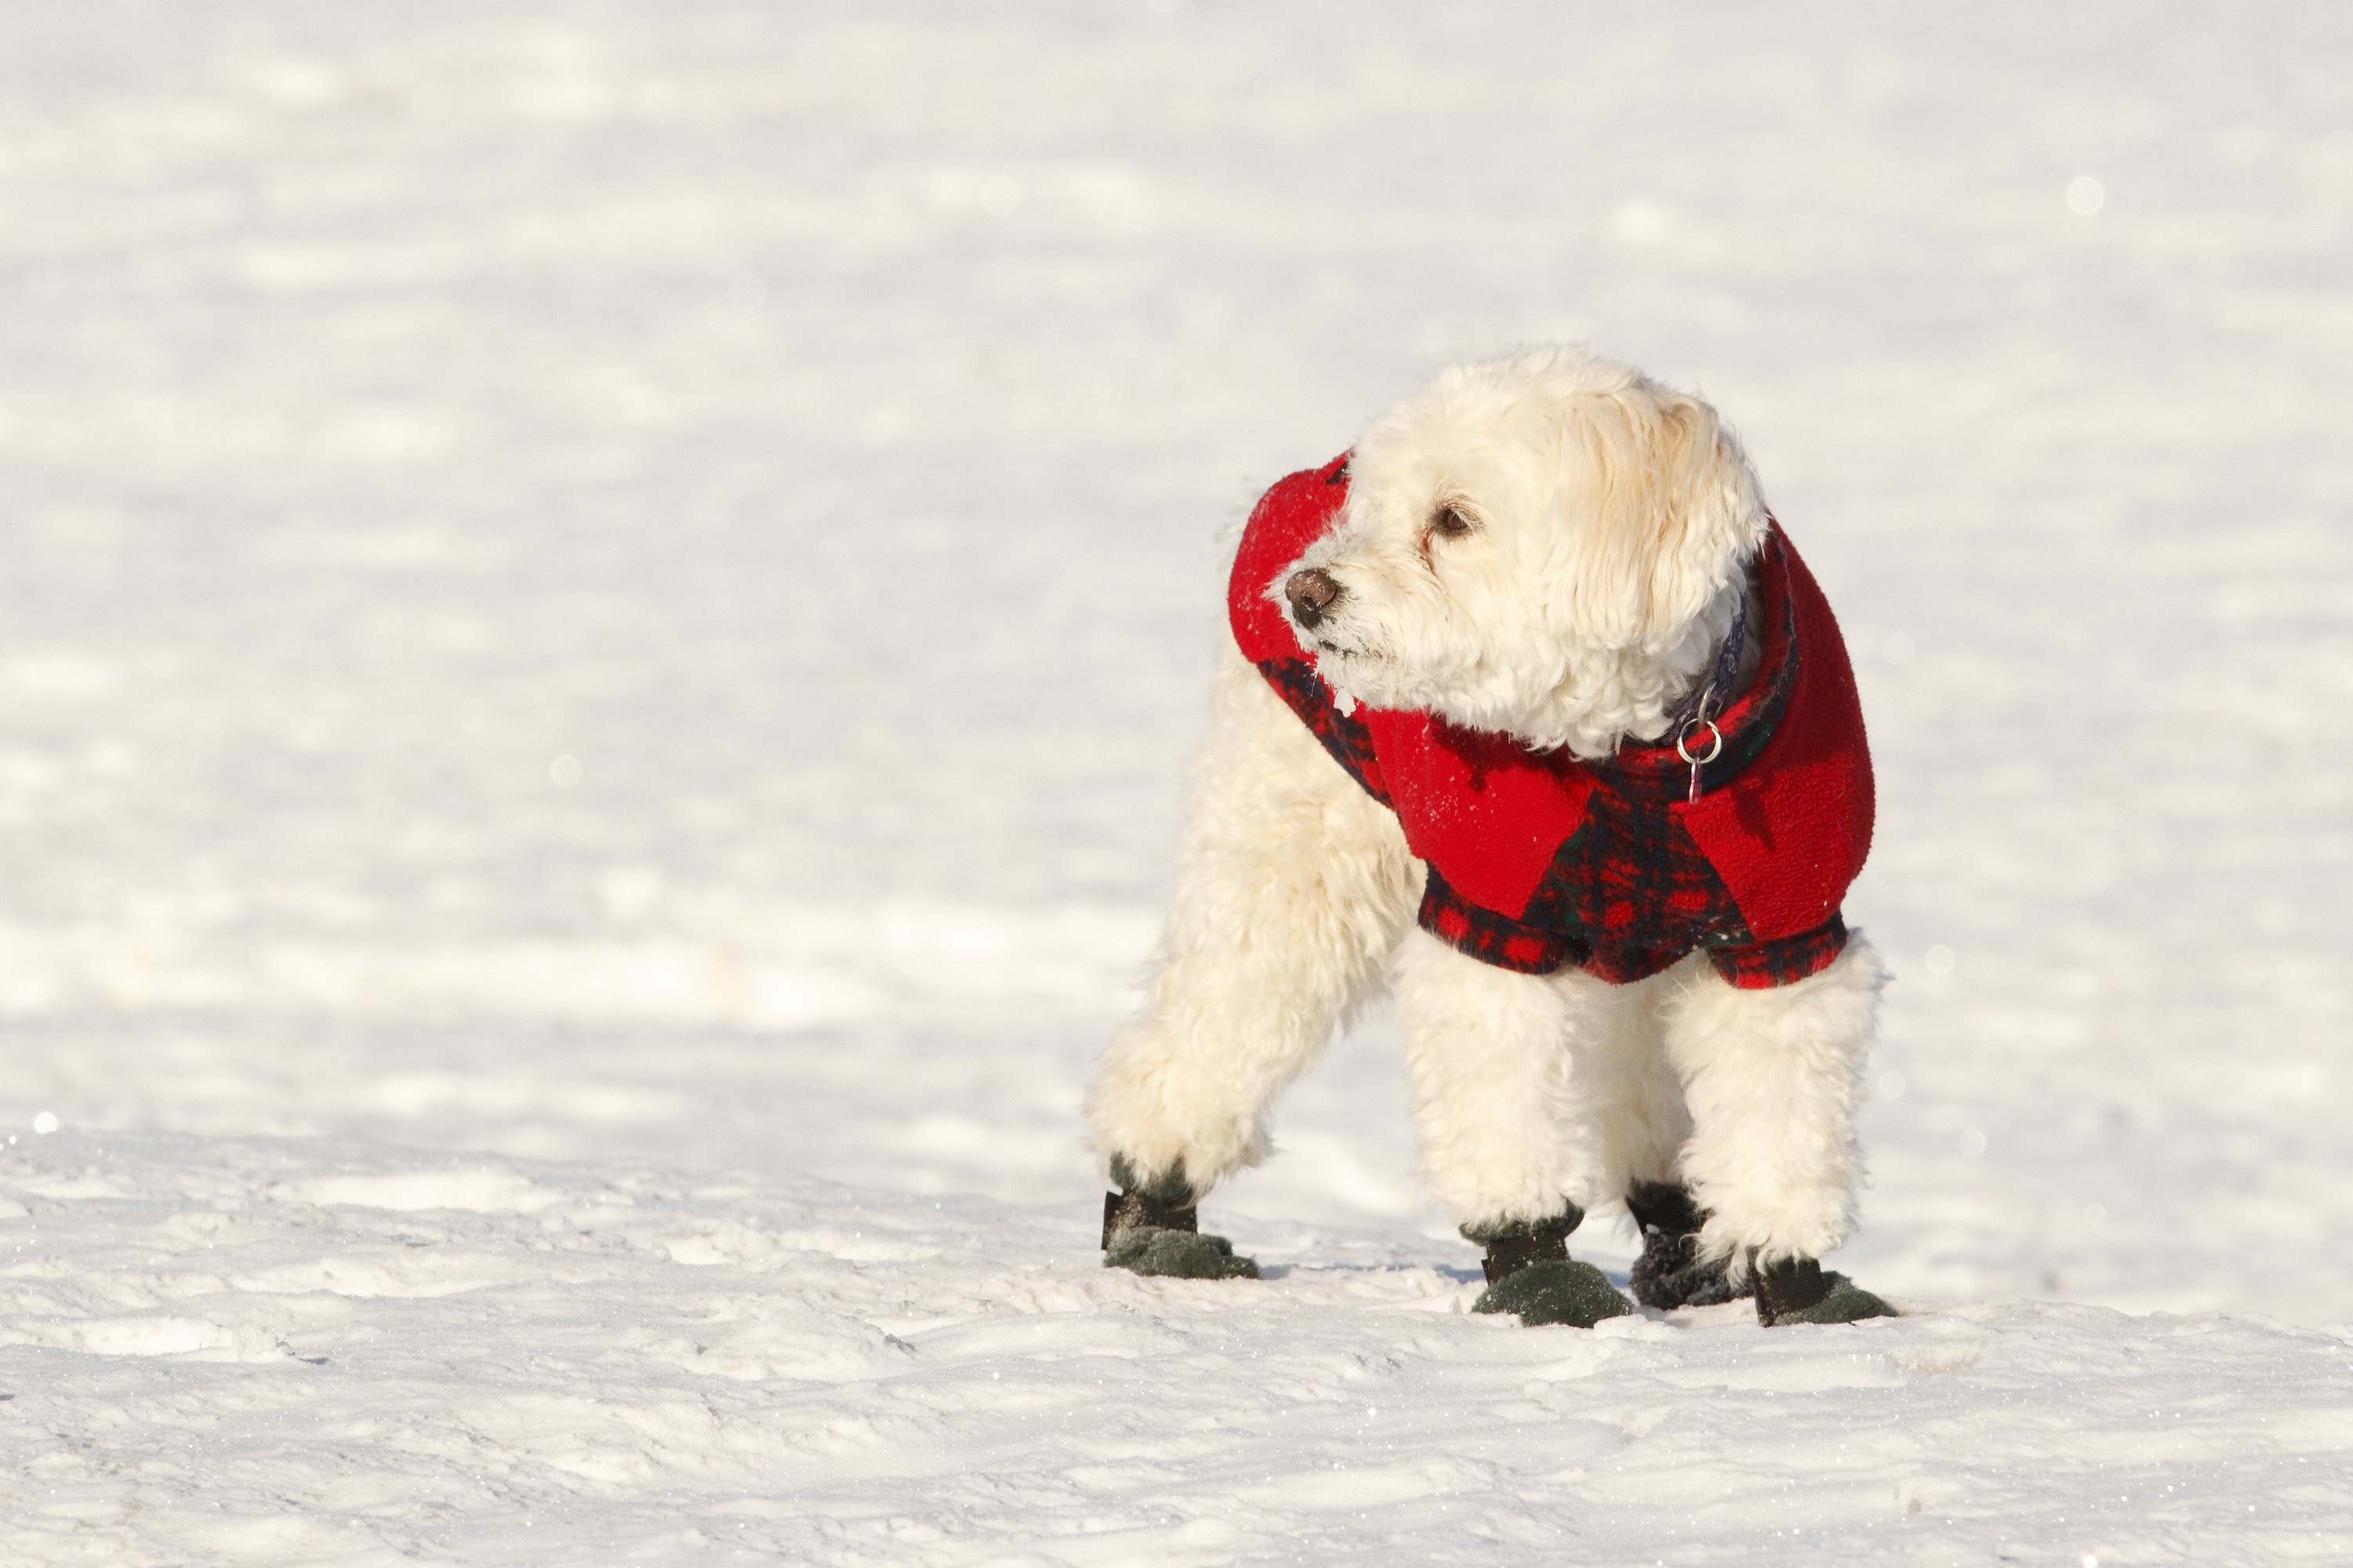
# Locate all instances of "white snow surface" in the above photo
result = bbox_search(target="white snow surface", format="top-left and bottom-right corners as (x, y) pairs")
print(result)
(7, 1130), (2352, 1566)
(4, 2), (2352, 1561)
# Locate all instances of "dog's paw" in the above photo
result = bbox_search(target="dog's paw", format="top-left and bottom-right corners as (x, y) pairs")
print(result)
(1753, 1258), (1897, 1326)
(1104, 1227), (1260, 1281)
(1758, 1273), (1895, 1326)
(1625, 1181), (1749, 1311)
(1631, 1235), (1748, 1311)
(1472, 1258), (1632, 1327)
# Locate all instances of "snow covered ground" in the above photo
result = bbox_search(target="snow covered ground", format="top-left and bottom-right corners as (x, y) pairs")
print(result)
(5, 1128), (2351, 1564)
(3, 2), (2351, 1561)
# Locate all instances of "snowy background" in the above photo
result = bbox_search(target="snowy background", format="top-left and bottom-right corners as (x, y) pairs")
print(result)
(3, 2), (2351, 1561)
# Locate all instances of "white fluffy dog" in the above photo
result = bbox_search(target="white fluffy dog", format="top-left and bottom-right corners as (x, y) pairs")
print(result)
(1088, 346), (1892, 1327)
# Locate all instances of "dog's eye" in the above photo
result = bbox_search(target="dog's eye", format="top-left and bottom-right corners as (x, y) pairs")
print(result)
(1429, 505), (1475, 541)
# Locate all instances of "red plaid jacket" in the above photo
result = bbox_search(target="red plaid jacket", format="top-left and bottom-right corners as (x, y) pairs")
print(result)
(1228, 453), (1872, 989)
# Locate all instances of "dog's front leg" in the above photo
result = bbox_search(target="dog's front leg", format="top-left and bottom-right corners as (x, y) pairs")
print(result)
(1088, 647), (1419, 1276)
(1661, 935), (1897, 1323)
(1394, 933), (1632, 1327)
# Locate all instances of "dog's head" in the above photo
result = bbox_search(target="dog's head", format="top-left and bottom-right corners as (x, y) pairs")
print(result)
(1274, 346), (1770, 758)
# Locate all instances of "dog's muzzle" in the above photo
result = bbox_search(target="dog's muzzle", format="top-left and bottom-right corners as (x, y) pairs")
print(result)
(1285, 568), (1344, 630)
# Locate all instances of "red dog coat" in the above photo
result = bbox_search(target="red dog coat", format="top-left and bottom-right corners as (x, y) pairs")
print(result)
(1228, 453), (1873, 989)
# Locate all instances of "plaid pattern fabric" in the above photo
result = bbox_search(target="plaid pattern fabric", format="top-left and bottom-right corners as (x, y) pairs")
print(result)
(1520, 773), (1759, 984)
(1258, 657), (1391, 807)
(1706, 915), (1849, 988)
(1419, 816), (1846, 989)
(1419, 871), (1581, 975)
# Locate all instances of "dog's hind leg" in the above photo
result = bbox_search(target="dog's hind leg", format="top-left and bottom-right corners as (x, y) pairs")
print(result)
(1584, 962), (1741, 1310)
(1660, 935), (1896, 1321)
(1581, 969), (1747, 1310)
(1586, 967), (1693, 1203)
(1088, 644), (1420, 1214)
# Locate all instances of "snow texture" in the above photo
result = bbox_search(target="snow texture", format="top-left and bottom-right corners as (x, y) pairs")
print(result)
(3, 2), (2351, 1562)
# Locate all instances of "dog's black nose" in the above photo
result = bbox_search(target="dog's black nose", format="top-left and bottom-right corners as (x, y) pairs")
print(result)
(1285, 568), (1343, 630)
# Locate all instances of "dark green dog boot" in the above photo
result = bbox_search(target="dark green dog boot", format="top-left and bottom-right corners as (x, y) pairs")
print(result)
(1105, 1225), (1259, 1279)
(1464, 1210), (1633, 1327)
(1626, 1181), (1747, 1310)
(1754, 1258), (1896, 1326)
(1475, 1258), (1635, 1327)
(1099, 1156), (1259, 1281)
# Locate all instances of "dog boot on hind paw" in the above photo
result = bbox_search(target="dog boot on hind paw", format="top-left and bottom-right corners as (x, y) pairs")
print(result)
(1099, 1158), (1259, 1281)
(1753, 1257), (1897, 1326)
(1625, 1181), (1749, 1311)
(1465, 1210), (1632, 1328)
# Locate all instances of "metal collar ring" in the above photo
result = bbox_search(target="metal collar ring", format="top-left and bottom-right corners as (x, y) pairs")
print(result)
(1676, 719), (1724, 768)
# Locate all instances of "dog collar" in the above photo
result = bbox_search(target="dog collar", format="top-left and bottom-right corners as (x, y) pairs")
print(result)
(1586, 527), (1800, 806)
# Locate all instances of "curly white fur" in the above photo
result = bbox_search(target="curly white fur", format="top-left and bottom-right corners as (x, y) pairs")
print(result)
(1088, 346), (1882, 1272)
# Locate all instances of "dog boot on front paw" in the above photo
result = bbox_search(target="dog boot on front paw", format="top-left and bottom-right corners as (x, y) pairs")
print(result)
(1753, 1257), (1897, 1326)
(1104, 1225), (1259, 1279)
(1463, 1210), (1632, 1327)
(1474, 1259), (1634, 1327)
(1098, 1159), (1259, 1281)
(1625, 1181), (1748, 1311)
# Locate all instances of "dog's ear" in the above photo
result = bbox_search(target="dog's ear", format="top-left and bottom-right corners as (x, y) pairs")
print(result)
(1647, 394), (1770, 649)
(1577, 389), (1768, 652)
